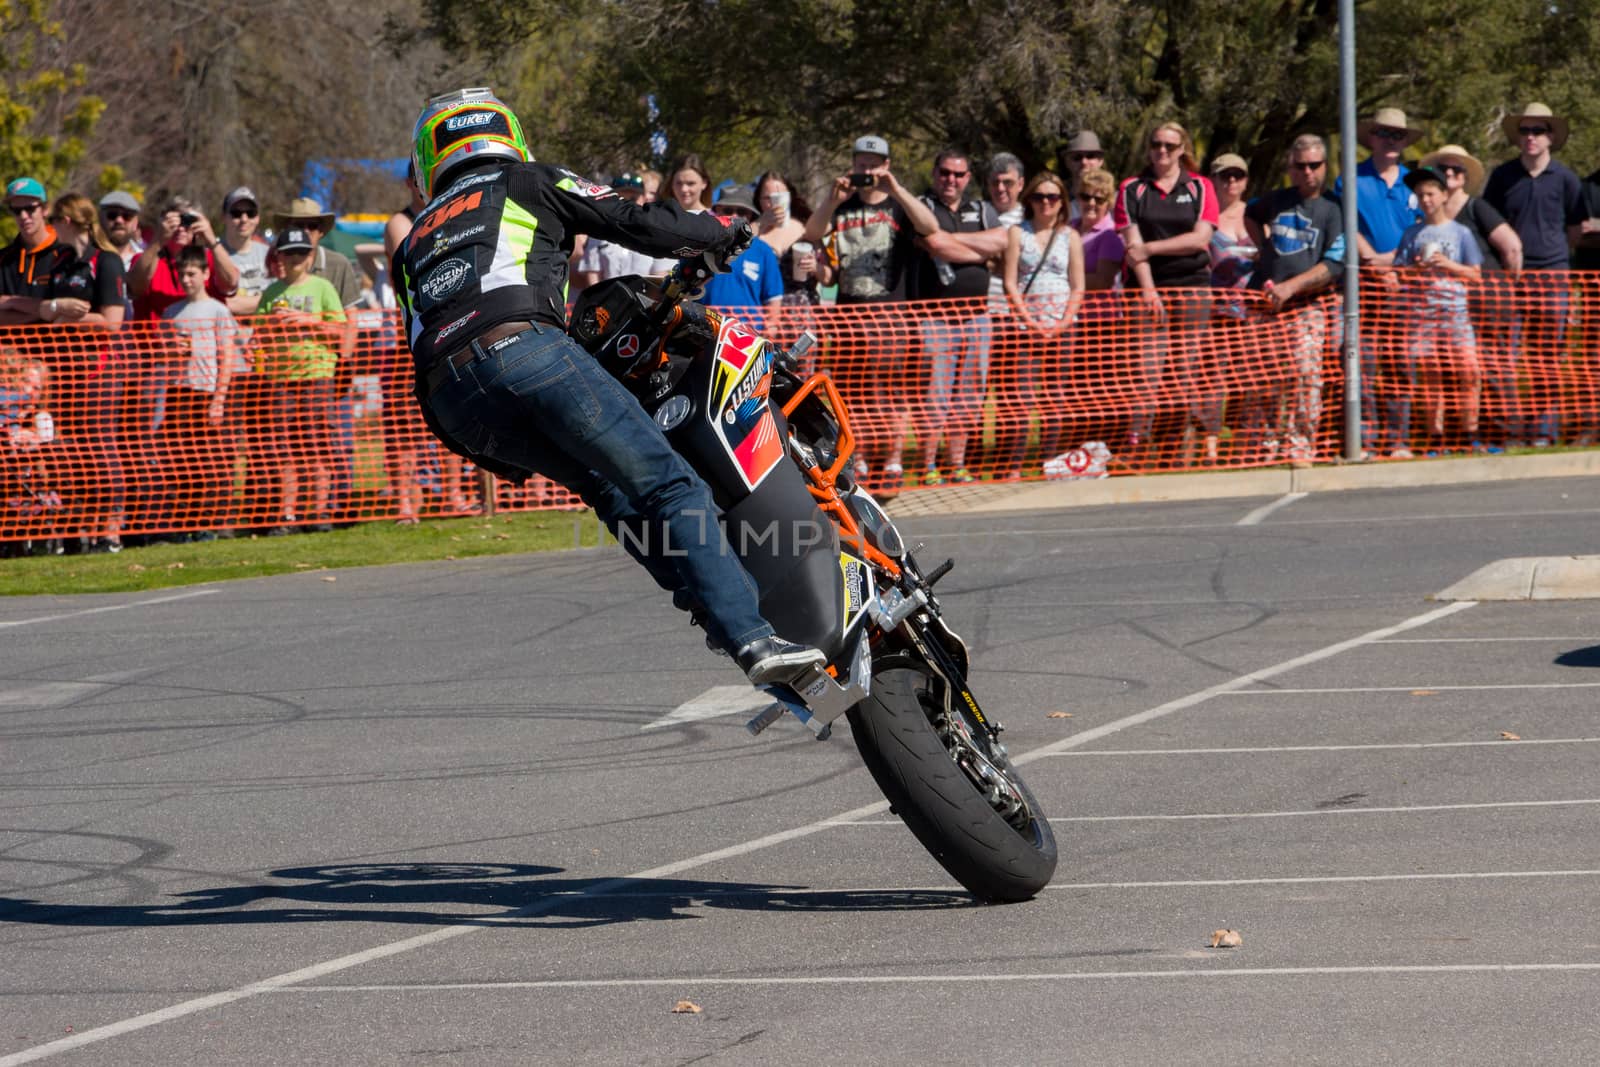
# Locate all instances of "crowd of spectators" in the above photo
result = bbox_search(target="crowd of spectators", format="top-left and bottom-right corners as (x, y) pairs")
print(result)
(7, 97), (1600, 552)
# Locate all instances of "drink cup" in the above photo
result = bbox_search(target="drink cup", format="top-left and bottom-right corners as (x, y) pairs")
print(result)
(791, 241), (814, 282)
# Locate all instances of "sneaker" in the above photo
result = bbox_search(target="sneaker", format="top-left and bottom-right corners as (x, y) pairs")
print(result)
(923, 469), (945, 486)
(735, 635), (827, 686)
(950, 468), (974, 484)
(882, 462), (904, 481)
(852, 457), (870, 480)
(1389, 447), (1414, 460)
(265, 526), (292, 537)
(1532, 437), (1553, 448)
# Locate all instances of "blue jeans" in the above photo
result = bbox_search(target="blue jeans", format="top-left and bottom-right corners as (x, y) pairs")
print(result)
(423, 324), (773, 653)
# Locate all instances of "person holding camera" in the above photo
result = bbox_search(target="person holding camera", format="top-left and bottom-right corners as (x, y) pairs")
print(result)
(799, 135), (938, 488)
(127, 197), (241, 321)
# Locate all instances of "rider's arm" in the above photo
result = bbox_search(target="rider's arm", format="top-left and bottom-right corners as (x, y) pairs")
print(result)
(541, 167), (732, 260)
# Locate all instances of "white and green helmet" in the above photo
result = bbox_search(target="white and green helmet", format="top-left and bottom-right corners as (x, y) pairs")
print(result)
(411, 88), (531, 198)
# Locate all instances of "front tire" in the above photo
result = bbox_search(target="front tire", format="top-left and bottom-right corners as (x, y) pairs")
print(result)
(847, 667), (1057, 902)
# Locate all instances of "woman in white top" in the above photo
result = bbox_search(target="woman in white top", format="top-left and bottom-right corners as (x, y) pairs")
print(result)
(994, 172), (1083, 479)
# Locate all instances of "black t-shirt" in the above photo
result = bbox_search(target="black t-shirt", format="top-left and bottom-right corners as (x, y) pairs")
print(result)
(912, 196), (997, 302)
(1576, 169), (1600, 273)
(829, 193), (914, 304)
(0, 234), (74, 299)
(1115, 170), (1217, 287)
(1452, 196), (1509, 270)
(52, 248), (127, 308)
(1244, 188), (1346, 299)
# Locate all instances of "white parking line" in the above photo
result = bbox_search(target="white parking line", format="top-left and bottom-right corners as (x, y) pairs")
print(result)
(1236, 492), (1308, 526)
(278, 961), (1600, 994)
(0, 599), (1476, 1066)
(643, 685), (769, 730)
(1378, 637), (1598, 643)
(829, 797), (1600, 825)
(1039, 737), (1600, 756)
(0, 588), (218, 630)
(1234, 682), (1600, 694)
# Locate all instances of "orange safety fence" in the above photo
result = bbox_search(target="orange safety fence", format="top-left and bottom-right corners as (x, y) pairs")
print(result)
(2, 271), (1597, 545)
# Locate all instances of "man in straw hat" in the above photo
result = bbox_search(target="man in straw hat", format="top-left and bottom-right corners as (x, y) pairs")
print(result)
(1331, 106), (1423, 456)
(1332, 107), (1423, 268)
(273, 197), (362, 308)
(1483, 102), (1586, 445)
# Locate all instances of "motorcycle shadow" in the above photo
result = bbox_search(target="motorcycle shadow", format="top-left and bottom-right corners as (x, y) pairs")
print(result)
(0, 862), (975, 931)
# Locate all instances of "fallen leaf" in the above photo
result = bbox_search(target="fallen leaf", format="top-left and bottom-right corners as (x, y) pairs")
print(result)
(495, 533), (511, 540)
(294, 562), (313, 569)
(1499, 731), (1521, 741)
(127, 564), (145, 573)
(321, 576), (337, 583)
(450, 535), (462, 542)
(671, 1000), (702, 1014)
(166, 562), (184, 570)
(1047, 711), (1073, 719)
(1411, 689), (1438, 696)
(1209, 929), (1242, 949)
(444, 555), (457, 560)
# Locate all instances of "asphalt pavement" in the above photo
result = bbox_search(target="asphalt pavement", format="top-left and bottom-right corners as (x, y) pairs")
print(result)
(3, 475), (1600, 1064)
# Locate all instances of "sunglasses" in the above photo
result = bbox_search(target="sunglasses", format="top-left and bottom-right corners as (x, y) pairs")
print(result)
(1290, 160), (1326, 171)
(1028, 192), (1062, 203)
(279, 249), (312, 259)
(1518, 125), (1550, 137)
(229, 207), (259, 219)
(1149, 140), (1182, 153)
(1438, 163), (1466, 175)
(101, 208), (137, 222)
(936, 167), (969, 179)
(1070, 152), (1105, 162)
(1078, 193), (1108, 204)
(8, 202), (43, 216)
(45, 214), (65, 225)
(1215, 169), (1247, 181)
(1373, 127), (1409, 141)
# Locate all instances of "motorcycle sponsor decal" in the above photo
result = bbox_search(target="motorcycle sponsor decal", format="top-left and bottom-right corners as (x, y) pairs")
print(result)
(412, 189), (485, 242)
(435, 308), (478, 342)
(707, 316), (782, 490)
(617, 333), (640, 361)
(840, 553), (871, 636)
(419, 257), (474, 301)
(654, 394), (693, 432)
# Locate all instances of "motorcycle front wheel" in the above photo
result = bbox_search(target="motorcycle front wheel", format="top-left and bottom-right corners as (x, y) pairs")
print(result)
(846, 665), (1058, 902)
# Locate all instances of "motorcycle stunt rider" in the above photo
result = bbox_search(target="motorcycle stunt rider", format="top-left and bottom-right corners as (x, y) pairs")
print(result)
(393, 88), (826, 685)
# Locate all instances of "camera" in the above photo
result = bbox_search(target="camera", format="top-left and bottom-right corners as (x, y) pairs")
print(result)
(179, 212), (198, 228)
(848, 173), (876, 188)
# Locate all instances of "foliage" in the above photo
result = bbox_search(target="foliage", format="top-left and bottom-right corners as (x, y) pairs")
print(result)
(406, 0), (1600, 199)
(0, 0), (107, 240)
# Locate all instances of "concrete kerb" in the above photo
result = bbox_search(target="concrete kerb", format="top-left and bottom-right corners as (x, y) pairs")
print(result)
(882, 450), (1600, 518)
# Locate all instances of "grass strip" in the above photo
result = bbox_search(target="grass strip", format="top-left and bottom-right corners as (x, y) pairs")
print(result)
(0, 511), (606, 596)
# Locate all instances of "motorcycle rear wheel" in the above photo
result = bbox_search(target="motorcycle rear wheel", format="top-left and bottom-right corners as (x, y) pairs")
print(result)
(847, 666), (1058, 902)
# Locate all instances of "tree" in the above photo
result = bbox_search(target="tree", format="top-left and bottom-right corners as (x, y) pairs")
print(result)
(0, 0), (108, 239)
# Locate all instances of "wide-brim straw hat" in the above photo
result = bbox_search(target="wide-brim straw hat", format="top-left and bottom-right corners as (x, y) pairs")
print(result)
(1356, 107), (1424, 150)
(1419, 144), (1486, 195)
(1501, 102), (1569, 151)
(273, 196), (337, 231)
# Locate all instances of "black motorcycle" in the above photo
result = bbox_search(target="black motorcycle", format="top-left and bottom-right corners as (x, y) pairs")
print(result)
(568, 256), (1057, 903)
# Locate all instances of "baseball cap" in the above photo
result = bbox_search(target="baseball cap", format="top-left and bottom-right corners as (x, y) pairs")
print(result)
(1210, 152), (1249, 175)
(6, 177), (46, 203)
(99, 190), (141, 214)
(275, 227), (314, 252)
(852, 135), (890, 158)
(222, 186), (259, 214)
(1403, 165), (1448, 193)
(612, 171), (644, 191)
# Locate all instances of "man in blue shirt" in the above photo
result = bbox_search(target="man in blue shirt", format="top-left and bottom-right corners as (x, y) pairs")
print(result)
(1483, 102), (1586, 445)
(701, 185), (782, 330)
(1331, 108), (1424, 455)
